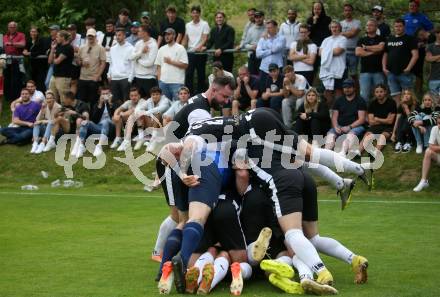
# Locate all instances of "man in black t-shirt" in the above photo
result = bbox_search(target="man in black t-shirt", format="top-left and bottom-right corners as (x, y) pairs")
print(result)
(383, 18), (419, 102)
(257, 63), (284, 113)
(48, 30), (74, 104)
(371, 5), (390, 38)
(232, 66), (259, 115)
(355, 19), (386, 102)
(326, 79), (367, 155)
(157, 5), (185, 47)
(426, 26), (440, 95)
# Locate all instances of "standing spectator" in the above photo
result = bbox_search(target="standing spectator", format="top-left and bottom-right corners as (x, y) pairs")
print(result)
(23, 26), (49, 92)
(237, 8), (256, 50)
(67, 24), (82, 47)
(307, 1), (332, 47)
(45, 25), (60, 90)
(48, 30), (74, 104)
(84, 18), (104, 45)
(239, 10), (265, 76)
(75, 86), (119, 157)
(205, 11), (235, 72)
(355, 84), (397, 156)
(294, 88), (330, 140)
(232, 66), (258, 115)
(158, 5), (186, 47)
(382, 19), (419, 103)
(126, 22), (141, 46)
(413, 116), (440, 192)
(355, 19), (386, 102)
(0, 51), (5, 117)
(414, 27), (435, 95)
(289, 24), (318, 85)
(279, 9), (301, 61)
(319, 21), (347, 107)
(154, 28), (188, 101)
(341, 4), (361, 84)
(115, 8), (132, 37)
(140, 11), (160, 40)
(162, 86), (190, 125)
(131, 25), (158, 99)
(371, 5), (391, 38)
(3, 21), (26, 102)
(67, 24), (82, 97)
(108, 28), (134, 103)
(183, 5), (210, 94)
(77, 29), (106, 106)
(325, 78), (366, 155)
(391, 89), (417, 153)
(256, 20), (286, 87)
(101, 19), (116, 84)
(281, 65), (308, 129)
(257, 63), (284, 112)
(403, 0), (433, 36)
(30, 91), (61, 154)
(426, 26), (440, 95)
(0, 88), (40, 145)
(408, 92), (440, 154)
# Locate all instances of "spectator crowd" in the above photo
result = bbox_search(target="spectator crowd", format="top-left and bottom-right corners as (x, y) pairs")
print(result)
(0, 1), (439, 192)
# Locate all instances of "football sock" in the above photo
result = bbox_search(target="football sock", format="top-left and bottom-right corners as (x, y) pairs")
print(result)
(153, 215), (178, 254)
(276, 255), (293, 266)
(309, 235), (354, 264)
(137, 127), (144, 140)
(195, 252), (215, 284)
(285, 229), (326, 274)
(246, 242), (258, 266)
(291, 255), (314, 281)
(181, 222), (204, 268)
(312, 147), (364, 175)
(304, 162), (344, 190)
(211, 256), (229, 290)
(158, 228), (182, 274)
(240, 262), (252, 280)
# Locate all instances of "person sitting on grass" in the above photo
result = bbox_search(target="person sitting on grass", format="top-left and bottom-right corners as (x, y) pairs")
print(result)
(232, 66), (259, 116)
(0, 88), (41, 145)
(408, 92), (440, 154)
(119, 86), (171, 151)
(30, 90), (61, 154)
(162, 86), (190, 125)
(354, 84), (397, 157)
(257, 63), (284, 113)
(413, 116), (440, 192)
(9, 80), (45, 126)
(391, 89), (417, 153)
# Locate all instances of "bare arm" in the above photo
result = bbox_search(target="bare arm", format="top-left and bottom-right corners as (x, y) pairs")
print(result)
(404, 49), (419, 72)
(333, 47), (345, 56)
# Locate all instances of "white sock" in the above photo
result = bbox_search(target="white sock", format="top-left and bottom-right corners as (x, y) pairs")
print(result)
(33, 140), (38, 145)
(153, 216), (178, 254)
(114, 136), (121, 142)
(240, 262), (252, 280)
(138, 128), (144, 139)
(285, 229), (326, 273)
(211, 256), (229, 290)
(246, 242), (258, 266)
(291, 255), (313, 281)
(48, 135), (55, 143)
(304, 162), (344, 190)
(309, 235), (354, 264)
(195, 252), (215, 284)
(275, 255), (293, 266)
(312, 147), (364, 175)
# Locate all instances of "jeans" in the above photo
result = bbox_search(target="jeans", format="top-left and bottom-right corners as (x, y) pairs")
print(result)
(33, 123), (53, 140)
(45, 64), (54, 90)
(282, 97), (304, 129)
(359, 72), (385, 102)
(411, 114), (433, 147)
(387, 72), (415, 96)
(158, 81), (183, 101)
(428, 80), (440, 96)
(346, 52), (359, 76)
(328, 126), (365, 137)
(0, 126), (33, 144)
(79, 119), (115, 141)
(256, 96), (283, 113)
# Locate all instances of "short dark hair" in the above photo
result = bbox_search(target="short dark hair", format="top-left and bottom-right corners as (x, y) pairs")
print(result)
(105, 19), (115, 25)
(100, 85), (110, 91)
(394, 18), (406, 26)
(84, 18), (96, 26)
(119, 8), (130, 16)
(248, 8), (257, 12)
(150, 86), (162, 94)
(21, 88), (30, 94)
(166, 5), (177, 13)
(266, 19), (278, 27)
(115, 27), (126, 33)
(129, 87), (140, 94)
(299, 24), (310, 31)
(139, 24), (151, 35)
(191, 5), (201, 13)
(212, 76), (236, 90)
(26, 80), (36, 86)
(343, 3), (354, 10)
(64, 91), (75, 100)
(216, 11), (226, 18)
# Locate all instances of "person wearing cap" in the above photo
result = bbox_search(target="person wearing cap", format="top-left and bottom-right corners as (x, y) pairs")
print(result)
(77, 28), (106, 107)
(205, 11), (235, 72)
(258, 62), (284, 112)
(279, 9), (301, 60)
(140, 11), (159, 40)
(44, 24), (60, 90)
(371, 5), (390, 38)
(341, 4), (361, 85)
(256, 20), (286, 88)
(154, 27), (188, 101)
(158, 5), (186, 47)
(426, 26), (440, 95)
(127, 21), (141, 46)
(116, 8), (132, 37)
(325, 78), (367, 156)
(83, 18), (104, 45)
(240, 10), (265, 76)
(183, 5), (210, 94)
(382, 18), (418, 103)
(130, 24), (159, 98)
(403, 0), (433, 36)
(355, 19), (386, 102)
(108, 27), (134, 103)
(48, 30), (74, 104)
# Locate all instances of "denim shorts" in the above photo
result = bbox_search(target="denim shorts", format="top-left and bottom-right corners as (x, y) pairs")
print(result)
(346, 53), (359, 75)
(328, 125), (365, 137)
(387, 72), (415, 96)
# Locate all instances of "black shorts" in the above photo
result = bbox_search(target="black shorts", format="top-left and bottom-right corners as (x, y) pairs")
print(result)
(368, 124), (393, 135)
(156, 158), (187, 207)
(302, 170), (318, 222)
(195, 196), (247, 253)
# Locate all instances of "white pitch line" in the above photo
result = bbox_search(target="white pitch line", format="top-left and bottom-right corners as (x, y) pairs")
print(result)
(0, 191), (440, 205)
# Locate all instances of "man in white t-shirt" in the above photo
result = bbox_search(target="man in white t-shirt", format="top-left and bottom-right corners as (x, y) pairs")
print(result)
(413, 117), (440, 192)
(341, 4), (361, 80)
(289, 24), (318, 85)
(154, 28), (188, 101)
(183, 5), (210, 94)
(281, 65), (308, 128)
